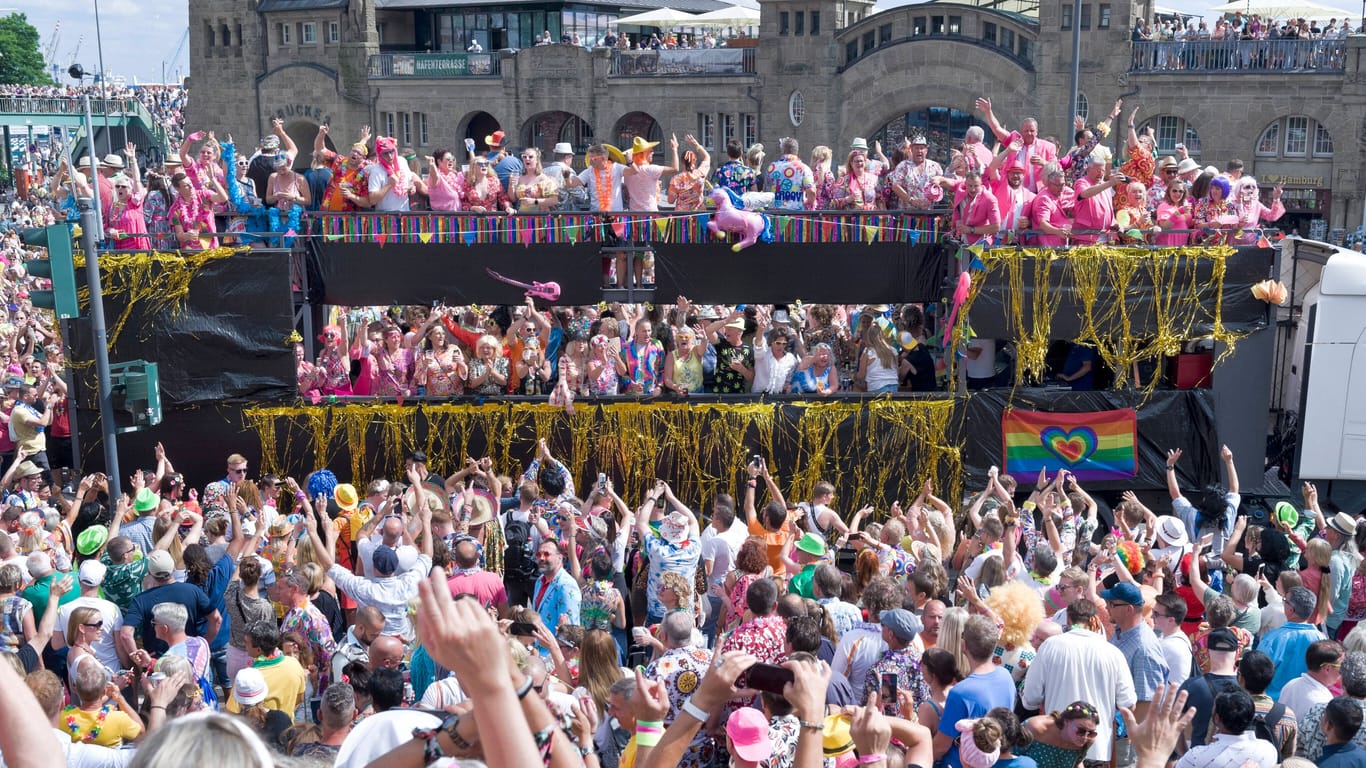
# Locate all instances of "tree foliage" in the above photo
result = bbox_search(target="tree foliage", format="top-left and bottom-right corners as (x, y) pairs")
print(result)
(0, 13), (53, 86)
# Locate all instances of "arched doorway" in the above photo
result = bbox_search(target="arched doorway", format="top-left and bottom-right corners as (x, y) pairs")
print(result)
(610, 112), (663, 149)
(464, 112), (502, 152)
(871, 107), (990, 168)
(284, 120), (333, 170)
(521, 111), (594, 154)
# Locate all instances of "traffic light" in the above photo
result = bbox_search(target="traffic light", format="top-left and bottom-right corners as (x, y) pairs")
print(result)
(109, 360), (162, 433)
(19, 225), (80, 319)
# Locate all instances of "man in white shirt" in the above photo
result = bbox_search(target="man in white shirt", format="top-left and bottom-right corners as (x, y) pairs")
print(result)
(699, 495), (747, 645)
(1021, 598), (1137, 763)
(1175, 688), (1278, 768)
(357, 514), (420, 578)
(1278, 639), (1344, 724)
(52, 560), (125, 672)
(751, 323), (798, 395)
(1154, 592), (1194, 688)
(309, 505), (433, 642)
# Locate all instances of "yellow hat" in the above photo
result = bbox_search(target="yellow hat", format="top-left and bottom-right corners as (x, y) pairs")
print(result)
(823, 715), (854, 757)
(625, 136), (660, 158)
(334, 483), (359, 511)
(601, 143), (628, 165)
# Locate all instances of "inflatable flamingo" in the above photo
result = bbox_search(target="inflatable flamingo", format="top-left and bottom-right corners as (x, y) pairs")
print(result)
(707, 187), (773, 251)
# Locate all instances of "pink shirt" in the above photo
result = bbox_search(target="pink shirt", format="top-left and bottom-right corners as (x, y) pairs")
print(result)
(622, 164), (666, 211)
(1072, 177), (1113, 244)
(428, 169), (464, 211)
(1027, 188), (1073, 247)
(1229, 199), (1286, 245)
(950, 182), (1001, 245)
(998, 132), (1059, 192)
(1154, 201), (1193, 246)
(108, 192), (151, 251)
(448, 570), (508, 609)
(987, 171), (1035, 236)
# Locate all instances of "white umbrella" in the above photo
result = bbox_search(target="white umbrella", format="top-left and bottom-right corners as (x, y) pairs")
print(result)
(690, 5), (762, 25)
(614, 7), (701, 25)
(1208, 0), (1356, 18)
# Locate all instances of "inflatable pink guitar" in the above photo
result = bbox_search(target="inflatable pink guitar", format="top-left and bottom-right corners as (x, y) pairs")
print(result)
(708, 187), (773, 251)
(485, 268), (561, 302)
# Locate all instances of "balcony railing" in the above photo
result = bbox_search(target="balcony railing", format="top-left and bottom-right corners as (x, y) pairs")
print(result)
(367, 52), (502, 78)
(0, 96), (140, 115)
(609, 48), (757, 76)
(1130, 39), (1344, 73)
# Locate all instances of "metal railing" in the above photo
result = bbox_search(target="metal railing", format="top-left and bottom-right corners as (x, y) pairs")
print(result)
(367, 52), (502, 78)
(609, 48), (757, 76)
(1130, 39), (1345, 73)
(0, 96), (140, 115)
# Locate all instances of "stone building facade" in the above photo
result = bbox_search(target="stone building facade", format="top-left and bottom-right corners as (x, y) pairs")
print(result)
(188, 0), (1363, 231)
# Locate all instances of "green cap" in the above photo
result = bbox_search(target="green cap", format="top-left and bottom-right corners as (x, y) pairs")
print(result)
(76, 525), (108, 556)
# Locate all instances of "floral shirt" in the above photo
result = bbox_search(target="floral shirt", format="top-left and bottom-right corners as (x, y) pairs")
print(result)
(621, 339), (665, 394)
(992, 642), (1036, 692)
(766, 714), (838, 768)
(98, 554), (149, 612)
(668, 170), (709, 211)
(720, 615), (787, 664)
(864, 647), (931, 716)
(643, 534), (702, 619)
(282, 603), (338, 685)
(887, 159), (944, 209)
(646, 646), (713, 721)
(580, 579), (621, 632)
(713, 160), (759, 195)
(143, 190), (176, 250)
(713, 338), (755, 394)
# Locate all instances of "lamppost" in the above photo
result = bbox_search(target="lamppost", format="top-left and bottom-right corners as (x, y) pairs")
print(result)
(92, 0), (115, 156)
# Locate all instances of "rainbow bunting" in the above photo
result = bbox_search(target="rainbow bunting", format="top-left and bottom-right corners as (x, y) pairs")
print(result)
(1002, 408), (1137, 483)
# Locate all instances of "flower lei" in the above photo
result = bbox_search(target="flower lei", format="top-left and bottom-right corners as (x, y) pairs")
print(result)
(221, 141), (301, 248)
(65, 703), (113, 743)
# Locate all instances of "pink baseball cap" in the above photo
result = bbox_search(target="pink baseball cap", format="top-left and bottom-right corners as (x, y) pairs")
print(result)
(726, 708), (772, 763)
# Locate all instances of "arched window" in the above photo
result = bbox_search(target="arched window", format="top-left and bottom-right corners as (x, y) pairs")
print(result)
(1137, 116), (1200, 156)
(1257, 116), (1333, 159)
(1075, 92), (1089, 123)
(871, 106), (990, 167)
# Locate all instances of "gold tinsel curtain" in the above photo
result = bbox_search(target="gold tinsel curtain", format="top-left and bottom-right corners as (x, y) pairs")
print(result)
(243, 400), (962, 512)
(958, 245), (1246, 391)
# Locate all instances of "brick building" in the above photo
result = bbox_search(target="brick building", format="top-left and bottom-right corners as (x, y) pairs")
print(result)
(188, 0), (1360, 232)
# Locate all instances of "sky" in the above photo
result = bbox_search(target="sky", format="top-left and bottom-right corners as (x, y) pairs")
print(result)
(16, 1), (189, 85)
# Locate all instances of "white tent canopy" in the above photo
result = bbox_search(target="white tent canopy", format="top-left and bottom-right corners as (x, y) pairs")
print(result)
(1208, 0), (1357, 18)
(614, 7), (701, 25)
(690, 5), (762, 25)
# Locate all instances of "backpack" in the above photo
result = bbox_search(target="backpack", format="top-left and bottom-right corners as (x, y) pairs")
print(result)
(1252, 701), (1285, 746)
(502, 514), (538, 583)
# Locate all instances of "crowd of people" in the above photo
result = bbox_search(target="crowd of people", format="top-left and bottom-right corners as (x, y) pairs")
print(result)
(0, 422), (1357, 768)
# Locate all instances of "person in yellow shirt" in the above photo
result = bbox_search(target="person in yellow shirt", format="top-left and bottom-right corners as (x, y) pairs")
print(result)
(62, 654), (143, 747)
(227, 620), (307, 722)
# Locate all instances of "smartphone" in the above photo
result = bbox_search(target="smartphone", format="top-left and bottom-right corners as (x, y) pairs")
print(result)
(464, 138), (477, 153)
(880, 672), (898, 704)
(598, 472), (607, 490)
(751, 454), (762, 466)
(509, 622), (539, 637)
(745, 663), (795, 695)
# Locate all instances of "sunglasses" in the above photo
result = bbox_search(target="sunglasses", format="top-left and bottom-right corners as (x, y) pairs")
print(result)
(1073, 727), (1099, 738)
(229, 467), (247, 475)
(82, 622), (103, 629)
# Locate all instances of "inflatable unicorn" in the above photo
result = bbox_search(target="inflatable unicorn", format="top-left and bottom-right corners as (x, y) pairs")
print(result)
(707, 187), (773, 251)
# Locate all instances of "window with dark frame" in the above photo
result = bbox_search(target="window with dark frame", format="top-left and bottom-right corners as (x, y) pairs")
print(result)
(780, 11), (790, 35)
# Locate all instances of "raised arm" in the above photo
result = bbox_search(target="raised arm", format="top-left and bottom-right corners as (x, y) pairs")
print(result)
(1165, 449), (1183, 501)
(1186, 544), (1212, 605)
(760, 459), (786, 510)
(974, 96), (1012, 144)
(1220, 515), (1248, 573)
(273, 118), (298, 164)
(1220, 444), (1239, 495)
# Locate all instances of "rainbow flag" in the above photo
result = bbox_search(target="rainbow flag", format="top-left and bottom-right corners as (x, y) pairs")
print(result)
(1002, 408), (1138, 482)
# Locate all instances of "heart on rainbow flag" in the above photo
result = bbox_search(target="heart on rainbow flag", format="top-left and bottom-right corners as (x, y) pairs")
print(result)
(1039, 426), (1098, 466)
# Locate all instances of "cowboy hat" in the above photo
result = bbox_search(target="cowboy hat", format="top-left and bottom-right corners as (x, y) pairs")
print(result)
(14, 461), (41, 478)
(464, 489), (496, 527)
(484, 130), (506, 148)
(625, 136), (660, 158)
(1175, 158), (1200, 174)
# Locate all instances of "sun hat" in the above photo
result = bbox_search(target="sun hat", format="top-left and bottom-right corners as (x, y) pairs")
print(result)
(99, 154), (125, 169)
(164, 153), (182, 166)
(484, 130), (506, 149)
(849, 137), (869, 151)
(76, 525), (108, 556)
(261, 135), (281, 151)
(334, 483), (360, 511)
(552, 142), (574, 155)
(233, 667), (268, 707)
(1328, 511), (1358, 537)
(726, 707), (772, 763)
(1273, 501), (1299, 528)
(15, 460), (41, 478)
(1175, 158), (1200, 174)
(795, 532), (827, 557)
(146, 550), (175, 580)
(823, 715), (854, 756)
(133, 487), (160, 513)
(723, 317), (746, 330)
(464, 489), (496, 527)
(1155, 516), (1188, 548)
(626, 136), (661, 158)
(78, 559), (107, 586)
(1004, 158), (1026, 173)
(658, 511), (691, 544)
(909, 134), (928, 146)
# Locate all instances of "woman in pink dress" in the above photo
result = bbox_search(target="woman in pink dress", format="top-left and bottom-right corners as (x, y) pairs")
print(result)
(105, 145), (151, 251)
(425, 149), (464, 212)
(1153, 182), (1194, 246)
(413, 325), (467, 398)
(462, 159), (515, 214)
(368, 325), (413, 398)
(831, 150), (882, 210)
(314, 324), (353, 397)
(169, 171), (227, 251)
(1192, 175), (1239, 245)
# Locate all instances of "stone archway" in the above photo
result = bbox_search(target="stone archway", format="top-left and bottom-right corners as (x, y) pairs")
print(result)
(610, 112), (663, 149)
(869, 106), (990, 169)
(284, 120), (335, 170)
(520, 111), (594, 154)
(464, 112), (503, 152)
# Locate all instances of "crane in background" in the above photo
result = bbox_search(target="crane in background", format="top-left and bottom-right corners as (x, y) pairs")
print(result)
(42, 21), (60, 68)
(163, 28), (188, 84)
(67, 34), (84, 67)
